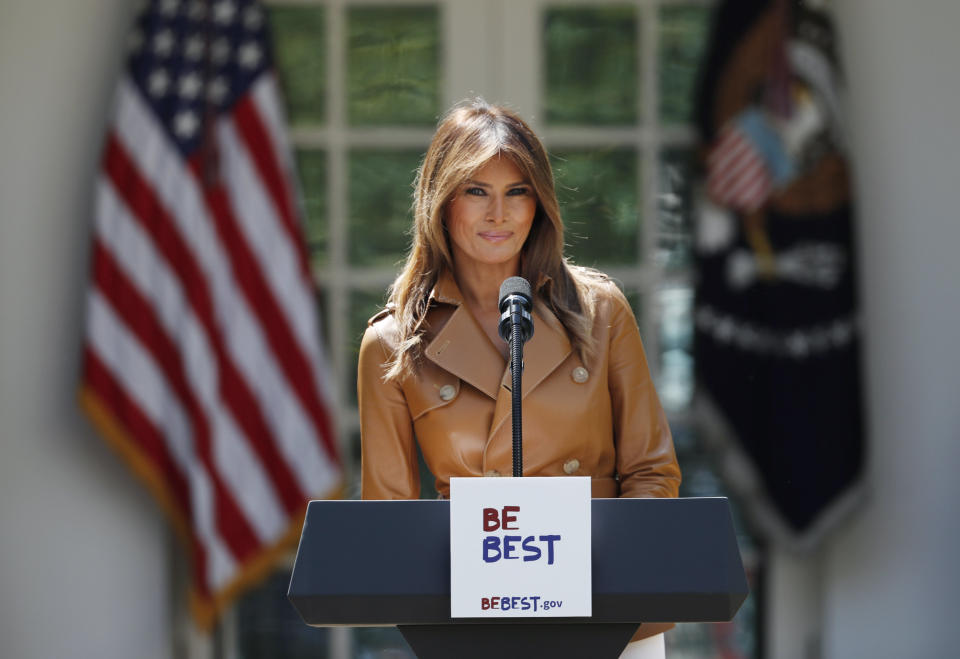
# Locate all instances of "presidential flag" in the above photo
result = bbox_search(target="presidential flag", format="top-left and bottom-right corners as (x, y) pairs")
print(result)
(79, 0), (341, 626)
(693, 0), (865, 549)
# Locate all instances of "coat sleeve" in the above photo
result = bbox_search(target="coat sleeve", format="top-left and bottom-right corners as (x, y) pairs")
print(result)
(358, 322), (420, 499)
(605, 287), (682, 498)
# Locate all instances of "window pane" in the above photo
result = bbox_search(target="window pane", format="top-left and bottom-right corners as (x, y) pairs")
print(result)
(544, 7), (639, 125)
(345, 429), (362, 499)
(347, 6), (440, 125)
(417, 442), (439, 500)
(656, 284), (693, 412)
(551, 149), (640, 266)
(657, 148), (696, 273)
(314, 286), (331, 365)
(348, 149), (421, 266)
(295, 149), (328, 268)
(658, 5), (712, 125)
(624, 290), (644, 331)
(236, 568), (329, 659)
(268, 6), (326, 125)
(669, 424), (761, 659)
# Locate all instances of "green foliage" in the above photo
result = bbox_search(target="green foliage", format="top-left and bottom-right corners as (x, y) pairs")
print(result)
(268, 6), (326, 125)
(294, 149), (327, 266)
(552, 149), (641, 265)
(658, 5), (712, 124)
(347, 7), (440, 125)
(657, 148), (696, 272)
(544, 7), (639, 125)
(348, 149), (422, 266)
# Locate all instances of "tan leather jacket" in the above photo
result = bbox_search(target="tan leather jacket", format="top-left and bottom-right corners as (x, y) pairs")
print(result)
(358, 270), (681, 501)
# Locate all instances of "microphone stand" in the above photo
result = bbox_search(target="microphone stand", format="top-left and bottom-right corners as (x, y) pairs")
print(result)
(509, 312), (524, 478)
(499, 277), (533, 479)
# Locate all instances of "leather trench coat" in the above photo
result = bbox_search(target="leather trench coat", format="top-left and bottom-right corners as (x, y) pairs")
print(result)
(358, 270), (681, 643)
(358, 269), (681, 500)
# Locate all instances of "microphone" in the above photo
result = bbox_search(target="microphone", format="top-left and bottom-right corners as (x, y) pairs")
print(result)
(497, 276), (534, 347)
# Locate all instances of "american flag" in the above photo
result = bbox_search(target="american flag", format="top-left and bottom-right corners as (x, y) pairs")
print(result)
(706, 118), (774, 212)
(79, 0), (341, 627)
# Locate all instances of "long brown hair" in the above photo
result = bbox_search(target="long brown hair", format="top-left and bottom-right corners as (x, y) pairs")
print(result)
(384, 99), (602, 381)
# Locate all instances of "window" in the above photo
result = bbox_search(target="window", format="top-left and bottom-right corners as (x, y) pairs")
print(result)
(218, 2), (761, 657)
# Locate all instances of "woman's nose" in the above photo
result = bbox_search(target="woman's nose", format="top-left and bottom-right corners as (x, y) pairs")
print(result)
(487, 195), (505, 222)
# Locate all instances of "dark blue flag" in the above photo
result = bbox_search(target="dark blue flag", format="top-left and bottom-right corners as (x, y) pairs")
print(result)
(693, 0), (865, 549)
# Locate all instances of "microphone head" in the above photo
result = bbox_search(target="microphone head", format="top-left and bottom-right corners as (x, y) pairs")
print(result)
(498, 276), (534, 344)
(498, 276), (532, 311)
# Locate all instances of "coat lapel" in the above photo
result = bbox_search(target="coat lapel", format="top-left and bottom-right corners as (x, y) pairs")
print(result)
(489, 301), (572, 439)
(423, 272), (504, 399)
(423, 270), (574, 439)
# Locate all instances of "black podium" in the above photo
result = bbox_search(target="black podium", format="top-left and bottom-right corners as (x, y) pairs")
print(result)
(288, 497), (748, 659)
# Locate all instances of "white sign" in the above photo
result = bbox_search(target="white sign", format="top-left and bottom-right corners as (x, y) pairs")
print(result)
(449, 476), (591, 618)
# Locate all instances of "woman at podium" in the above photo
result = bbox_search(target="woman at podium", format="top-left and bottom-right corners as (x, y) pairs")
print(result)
(357, 99), (681, 658)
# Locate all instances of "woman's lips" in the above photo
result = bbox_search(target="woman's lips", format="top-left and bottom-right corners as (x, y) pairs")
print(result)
(478, 231), (512, 242)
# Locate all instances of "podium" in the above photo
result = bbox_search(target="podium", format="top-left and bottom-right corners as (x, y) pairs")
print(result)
(288, 497), (748, 659)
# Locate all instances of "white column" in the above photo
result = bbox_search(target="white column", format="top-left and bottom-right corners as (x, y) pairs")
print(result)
(767, 549), (823, 659)
(822, 1), (960, 656)
(0, 2), (171, 657)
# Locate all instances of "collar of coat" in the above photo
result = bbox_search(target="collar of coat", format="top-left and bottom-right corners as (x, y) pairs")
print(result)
(423, 269), (573, 401)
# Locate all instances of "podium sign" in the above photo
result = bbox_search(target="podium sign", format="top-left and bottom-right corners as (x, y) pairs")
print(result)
(449, 476), (591, 618)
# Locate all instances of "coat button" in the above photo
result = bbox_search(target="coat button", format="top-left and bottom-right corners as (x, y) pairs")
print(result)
(563, 459), (581, 474)
(571, 367), (589, 383)
(438, 384), (456, 401)
(485, 469), (501, 477)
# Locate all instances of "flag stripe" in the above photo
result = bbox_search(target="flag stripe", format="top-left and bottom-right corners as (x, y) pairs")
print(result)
(722, 160), (769, 205)
(242, 81), (339, 412)
(218, 110), (338, 431)
(195, 176), (339, 464)
(82, 346), (193, 522)
(233, 94), (310, 281)
(708, 129), (751, 171)
(217, 117), (322, 385)
(711, 166), (756, 203)
(90, 240), (263, 559)
(96, 137), (306, 512)
(90, 221), (292, 542)
(250, 75), (298, 187)
(708, 126), (772, 210)
(110, 84), (336, 498)
(710, 139), (762, 190)
(113, 95), (337, 502)
(85, 288), (237, 589)
(732, 173), (771, 210)
(82, 346), (211, 596)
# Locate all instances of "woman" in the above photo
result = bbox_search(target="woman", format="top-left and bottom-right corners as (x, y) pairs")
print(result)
(357, 99), (681, 658)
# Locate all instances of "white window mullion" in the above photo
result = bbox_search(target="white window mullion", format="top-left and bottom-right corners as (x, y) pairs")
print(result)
(444, 0), (496, 106)
(640, 0), (661, 376)
(324, 1), (353, 654)
(325, 0), (349, 434)
(498, 0), (541, 126)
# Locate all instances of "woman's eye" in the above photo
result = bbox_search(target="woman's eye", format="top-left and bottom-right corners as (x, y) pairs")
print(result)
(507, 187), (530, 196)
(465, 187), (486, 196)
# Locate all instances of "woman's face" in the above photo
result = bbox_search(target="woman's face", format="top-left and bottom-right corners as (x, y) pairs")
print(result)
(446, 156), (537, 278)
